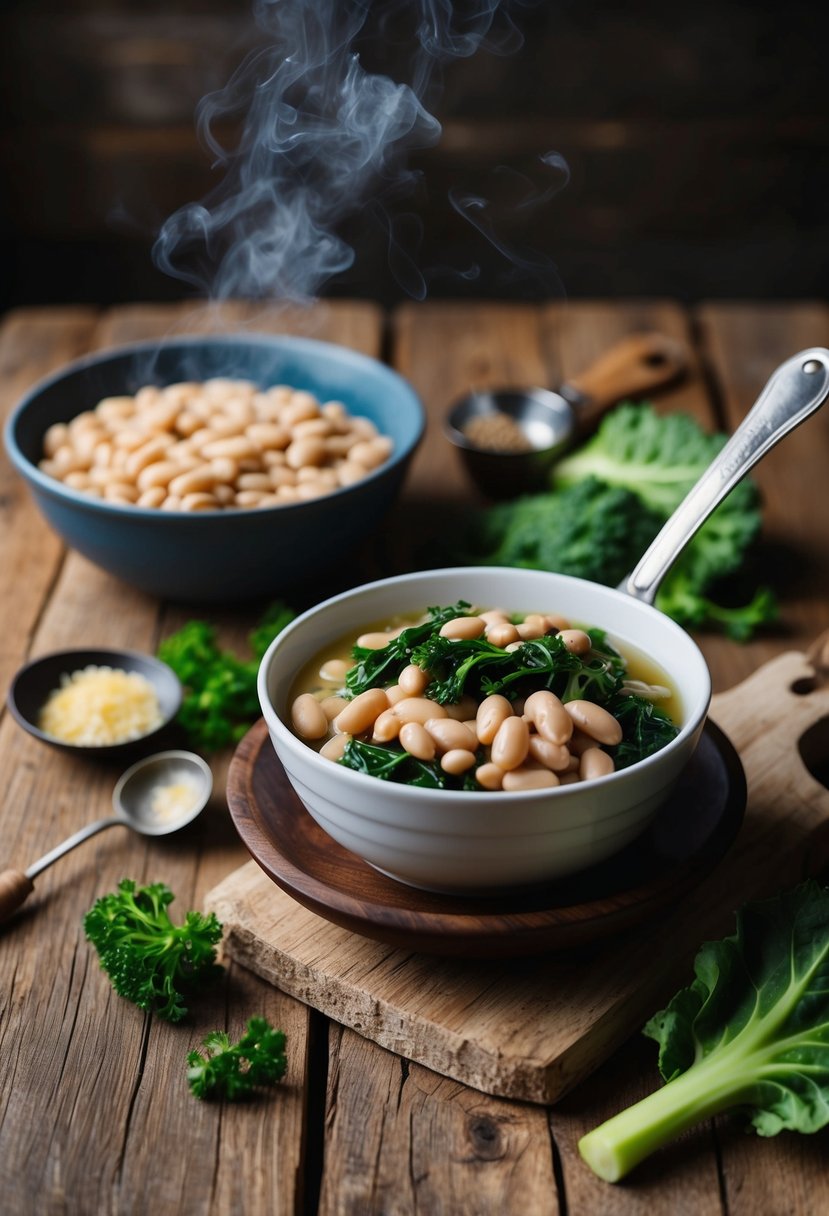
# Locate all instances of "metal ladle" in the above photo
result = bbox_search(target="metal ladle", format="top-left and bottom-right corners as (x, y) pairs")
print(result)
(621, 349), (829, 604)
(0, 750), (212, 923)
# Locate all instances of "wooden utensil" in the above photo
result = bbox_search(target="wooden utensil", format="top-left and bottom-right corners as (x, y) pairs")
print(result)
(222, 719), (745, 957)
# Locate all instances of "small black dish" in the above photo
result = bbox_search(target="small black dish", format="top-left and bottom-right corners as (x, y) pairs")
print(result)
(7, 648), (182, 759)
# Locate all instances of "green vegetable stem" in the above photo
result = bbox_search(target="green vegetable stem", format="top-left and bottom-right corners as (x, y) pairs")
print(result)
(579, 880), (829, 1182)
(158, 600), (295, 751)
(83, 879), (224, 1022)
(187, 1017), (288, 1100)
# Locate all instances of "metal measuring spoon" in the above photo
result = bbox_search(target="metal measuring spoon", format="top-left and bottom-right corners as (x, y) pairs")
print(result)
(444, 332), (688, 498)
(0, 750), (212, 922)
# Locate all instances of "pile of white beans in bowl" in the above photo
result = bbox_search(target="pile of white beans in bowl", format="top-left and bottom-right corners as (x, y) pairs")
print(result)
(38, 379), (394, 511)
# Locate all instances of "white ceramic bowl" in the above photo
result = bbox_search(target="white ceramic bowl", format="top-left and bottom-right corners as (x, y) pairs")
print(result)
(257, 567), (711, 894)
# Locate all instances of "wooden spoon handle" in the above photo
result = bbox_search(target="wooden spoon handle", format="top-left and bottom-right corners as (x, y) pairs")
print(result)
(566, 332), (688, 426)
(0, 869), (34, 922)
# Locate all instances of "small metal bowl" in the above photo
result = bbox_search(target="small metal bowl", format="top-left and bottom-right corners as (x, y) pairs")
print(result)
(7, 648), (182, 758)
(444, 387), (576, 500)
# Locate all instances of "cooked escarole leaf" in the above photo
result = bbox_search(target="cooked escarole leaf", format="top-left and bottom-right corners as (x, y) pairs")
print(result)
(335, 607), (678, 784)
(339, 738), (481, 790)
(579, 880), (829, 1182)
(345, 603), (469, 698)
(606, 695), (679, 770)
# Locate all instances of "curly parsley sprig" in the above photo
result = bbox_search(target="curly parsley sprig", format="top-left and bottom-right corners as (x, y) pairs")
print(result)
(83, 879), (223, 1023)
(187, 1017), (288, 1100)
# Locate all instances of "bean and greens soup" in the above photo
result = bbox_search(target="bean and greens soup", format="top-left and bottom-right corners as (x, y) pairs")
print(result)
(288, 602), (680, 793)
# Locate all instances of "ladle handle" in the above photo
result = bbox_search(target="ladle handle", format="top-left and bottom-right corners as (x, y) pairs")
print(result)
(25, 817), (125, 880)
(0, 870), (34, 922)
(565, 332), (687, 427)
(623, 347), (829, 605)
(0, 817), (126, 924)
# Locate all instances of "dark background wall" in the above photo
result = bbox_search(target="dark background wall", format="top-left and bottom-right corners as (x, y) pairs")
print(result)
(1, 0), (827, 309)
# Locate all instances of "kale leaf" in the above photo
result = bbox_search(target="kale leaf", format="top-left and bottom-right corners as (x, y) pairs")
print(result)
(445, 404), (777, 639)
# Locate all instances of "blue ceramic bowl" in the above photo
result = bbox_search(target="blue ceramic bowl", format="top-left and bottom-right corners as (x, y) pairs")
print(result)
(4, 335), (425, 602)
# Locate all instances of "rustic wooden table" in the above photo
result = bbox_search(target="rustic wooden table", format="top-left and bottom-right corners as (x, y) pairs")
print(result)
(1, 298), (828, 1215)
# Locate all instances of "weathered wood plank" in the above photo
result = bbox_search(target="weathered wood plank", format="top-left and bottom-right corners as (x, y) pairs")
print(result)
(0, 300), (394, 1215)
(0, 307), (100, 694)
(320, 1026), (559, 1216)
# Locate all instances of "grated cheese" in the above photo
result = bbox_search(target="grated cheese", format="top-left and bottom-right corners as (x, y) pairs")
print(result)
(38, 665), (163, 746)
(150, 779), (201, 824)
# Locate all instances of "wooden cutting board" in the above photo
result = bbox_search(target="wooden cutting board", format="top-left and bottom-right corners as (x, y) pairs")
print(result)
(205, 646), (829, 1104)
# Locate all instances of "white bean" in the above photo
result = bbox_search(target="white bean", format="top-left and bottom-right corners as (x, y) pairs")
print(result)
(320, 734), (349, 762)
(476, 695), (513, 745)
(502, 764), (559, 791)
(399, 721), (434, 760)
(490, 716), (530, 771)
(424, 719), (477, 754)
(564, 700), (623, 745)
(291, 693), (329, 740)
(439, 616), (486, 640)
(333, 688), (389, 735)
(393, 697), (448, 725)
(441, 749), (476, 775)
(580, 747), (615, 781)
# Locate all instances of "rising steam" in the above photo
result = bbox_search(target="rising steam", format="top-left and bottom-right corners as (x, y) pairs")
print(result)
(153, 0), (556, 303)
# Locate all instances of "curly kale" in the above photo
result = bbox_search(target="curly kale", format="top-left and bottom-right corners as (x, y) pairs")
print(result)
(340, 737), (482, 789)
(459, 476), (664, 589)
(187, 1017), (288, 1100)
(409, 631), (622, 707)
(345, 603), (471, 698)
(445, 404), (777, 640)
(83, 879), (223, 1022)
(606, 694), (680, 770)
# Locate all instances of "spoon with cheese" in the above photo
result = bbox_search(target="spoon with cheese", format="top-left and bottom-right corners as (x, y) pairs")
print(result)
(0, 750), (212, 922)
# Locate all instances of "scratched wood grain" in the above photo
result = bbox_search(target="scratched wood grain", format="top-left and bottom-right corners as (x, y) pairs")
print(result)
(2, 300), (828, 1216)
(0, 300), (382, 1215)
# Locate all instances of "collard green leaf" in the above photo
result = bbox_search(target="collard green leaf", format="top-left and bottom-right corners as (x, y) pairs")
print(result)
(580, 881), (829, 1182)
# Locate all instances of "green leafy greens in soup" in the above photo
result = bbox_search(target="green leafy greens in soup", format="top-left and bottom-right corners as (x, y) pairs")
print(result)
(288, 602), (680, 791)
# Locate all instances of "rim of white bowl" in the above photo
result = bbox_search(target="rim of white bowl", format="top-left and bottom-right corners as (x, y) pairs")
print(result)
(4, 333), (426, 519)
(258, 567), (712, 804)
